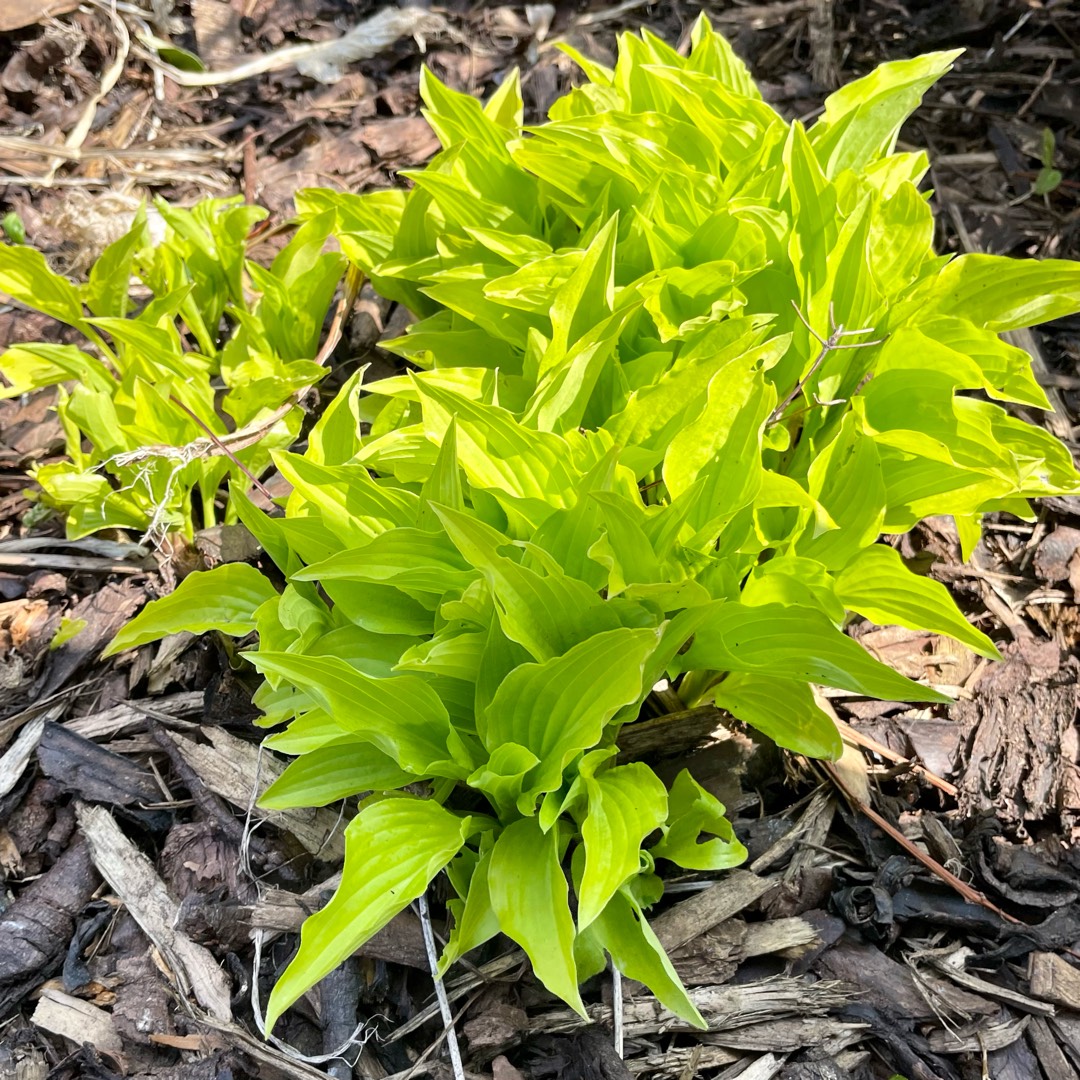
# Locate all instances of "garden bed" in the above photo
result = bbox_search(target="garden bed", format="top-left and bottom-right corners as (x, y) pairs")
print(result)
(2, 2), (1080, 1079)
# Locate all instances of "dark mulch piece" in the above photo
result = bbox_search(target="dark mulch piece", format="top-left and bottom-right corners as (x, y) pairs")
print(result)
(2, 1), (1080, 1078)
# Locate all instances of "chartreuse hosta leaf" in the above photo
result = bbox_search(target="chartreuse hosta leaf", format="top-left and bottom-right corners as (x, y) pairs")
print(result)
(585, 883), (706, 1028)
(719, 677), (829, 761)
(104, 563), (277, 655)
(294, 528), (476, 594)
(0, 343), (116, 399)
(248, 653), (471, 779)
(809, 50), (962, 176)
(651, 769), (746, 871)
(677, 601), (953, 704)
(910, 253), (1080, 333)
(1, 198), (344, 541)
(835, 544), (1001, 660)
(479, 627), (661, 808)
(0, 242), (87, 329)
(306, 365), (365, 466)
(274, 452), (418, 546)
(264, 796), (483, 1033)
(104, 12), (1080, 1034)
(576, 753), (668, 929)
(488, 817), (586, 1018)
(435, 503), (624, 661)
(439, 843), (500, 976)
(259, 740), (414, 809)
(716, 674), (843, 759)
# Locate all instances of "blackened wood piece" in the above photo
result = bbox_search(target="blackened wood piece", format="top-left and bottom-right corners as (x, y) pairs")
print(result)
(36, 722), (161, 806)
(0, 838), (99, 1014)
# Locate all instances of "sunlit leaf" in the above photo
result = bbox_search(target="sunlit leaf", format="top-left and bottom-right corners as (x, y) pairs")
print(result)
(0, 244), (86, 327)
(488, 817), (586, 1017)
(678, 601), (952, 702)
(912, 253), (1080, 332)
(650, 769), (746, 870)
(248, 652), (466, 778)
(834, 543), (1001, 659)
(809, 50), (962, 175)
(577, 757), (667, 929)
(265, 796), (476, 1032)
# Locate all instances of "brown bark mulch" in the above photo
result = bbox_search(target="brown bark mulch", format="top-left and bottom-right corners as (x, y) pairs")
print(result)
(2, 2), (1080, 1078)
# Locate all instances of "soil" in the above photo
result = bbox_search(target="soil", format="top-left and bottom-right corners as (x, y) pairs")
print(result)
(2, 2), (1080, 1079)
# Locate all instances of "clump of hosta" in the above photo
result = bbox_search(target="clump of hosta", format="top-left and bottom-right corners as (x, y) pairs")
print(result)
(109, 17), (1080, 1031)
(0, 198), (345, 540)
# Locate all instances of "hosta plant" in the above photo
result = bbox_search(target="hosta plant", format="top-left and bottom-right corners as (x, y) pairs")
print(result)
(108, 17), (1080, 1031)
(0, 198), (345, 540)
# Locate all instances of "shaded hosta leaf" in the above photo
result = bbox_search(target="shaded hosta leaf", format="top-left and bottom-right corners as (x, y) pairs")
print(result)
(741, 556), (846, 625)
(319, 579), (436, 637)
(482, 627), (661, 806)
(620, 605), (721, 725)
(488, 817), (586, 1017)
(231, 487), (298, 575)
(248, 652), (467, 778)
(104, 564), (277, 655)
(650, 769), (746, 870)
(577, 757), (668, 929)
(265, 796), (477, 1032)
(308, 623), (430, 679)
(713, 673), (842, 759)
(294, 529), (477, 594)
(436, 503), (624, 660)
(259, 741), (415, 809)
(440, 845), (500, 974)
(834, 543), (1001, 659)
(588, 491), (665, 595)
(530, 490), (609, 591)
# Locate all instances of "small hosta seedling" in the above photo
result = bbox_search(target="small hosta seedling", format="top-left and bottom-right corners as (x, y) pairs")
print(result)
(109, 17), (1080, 1031)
